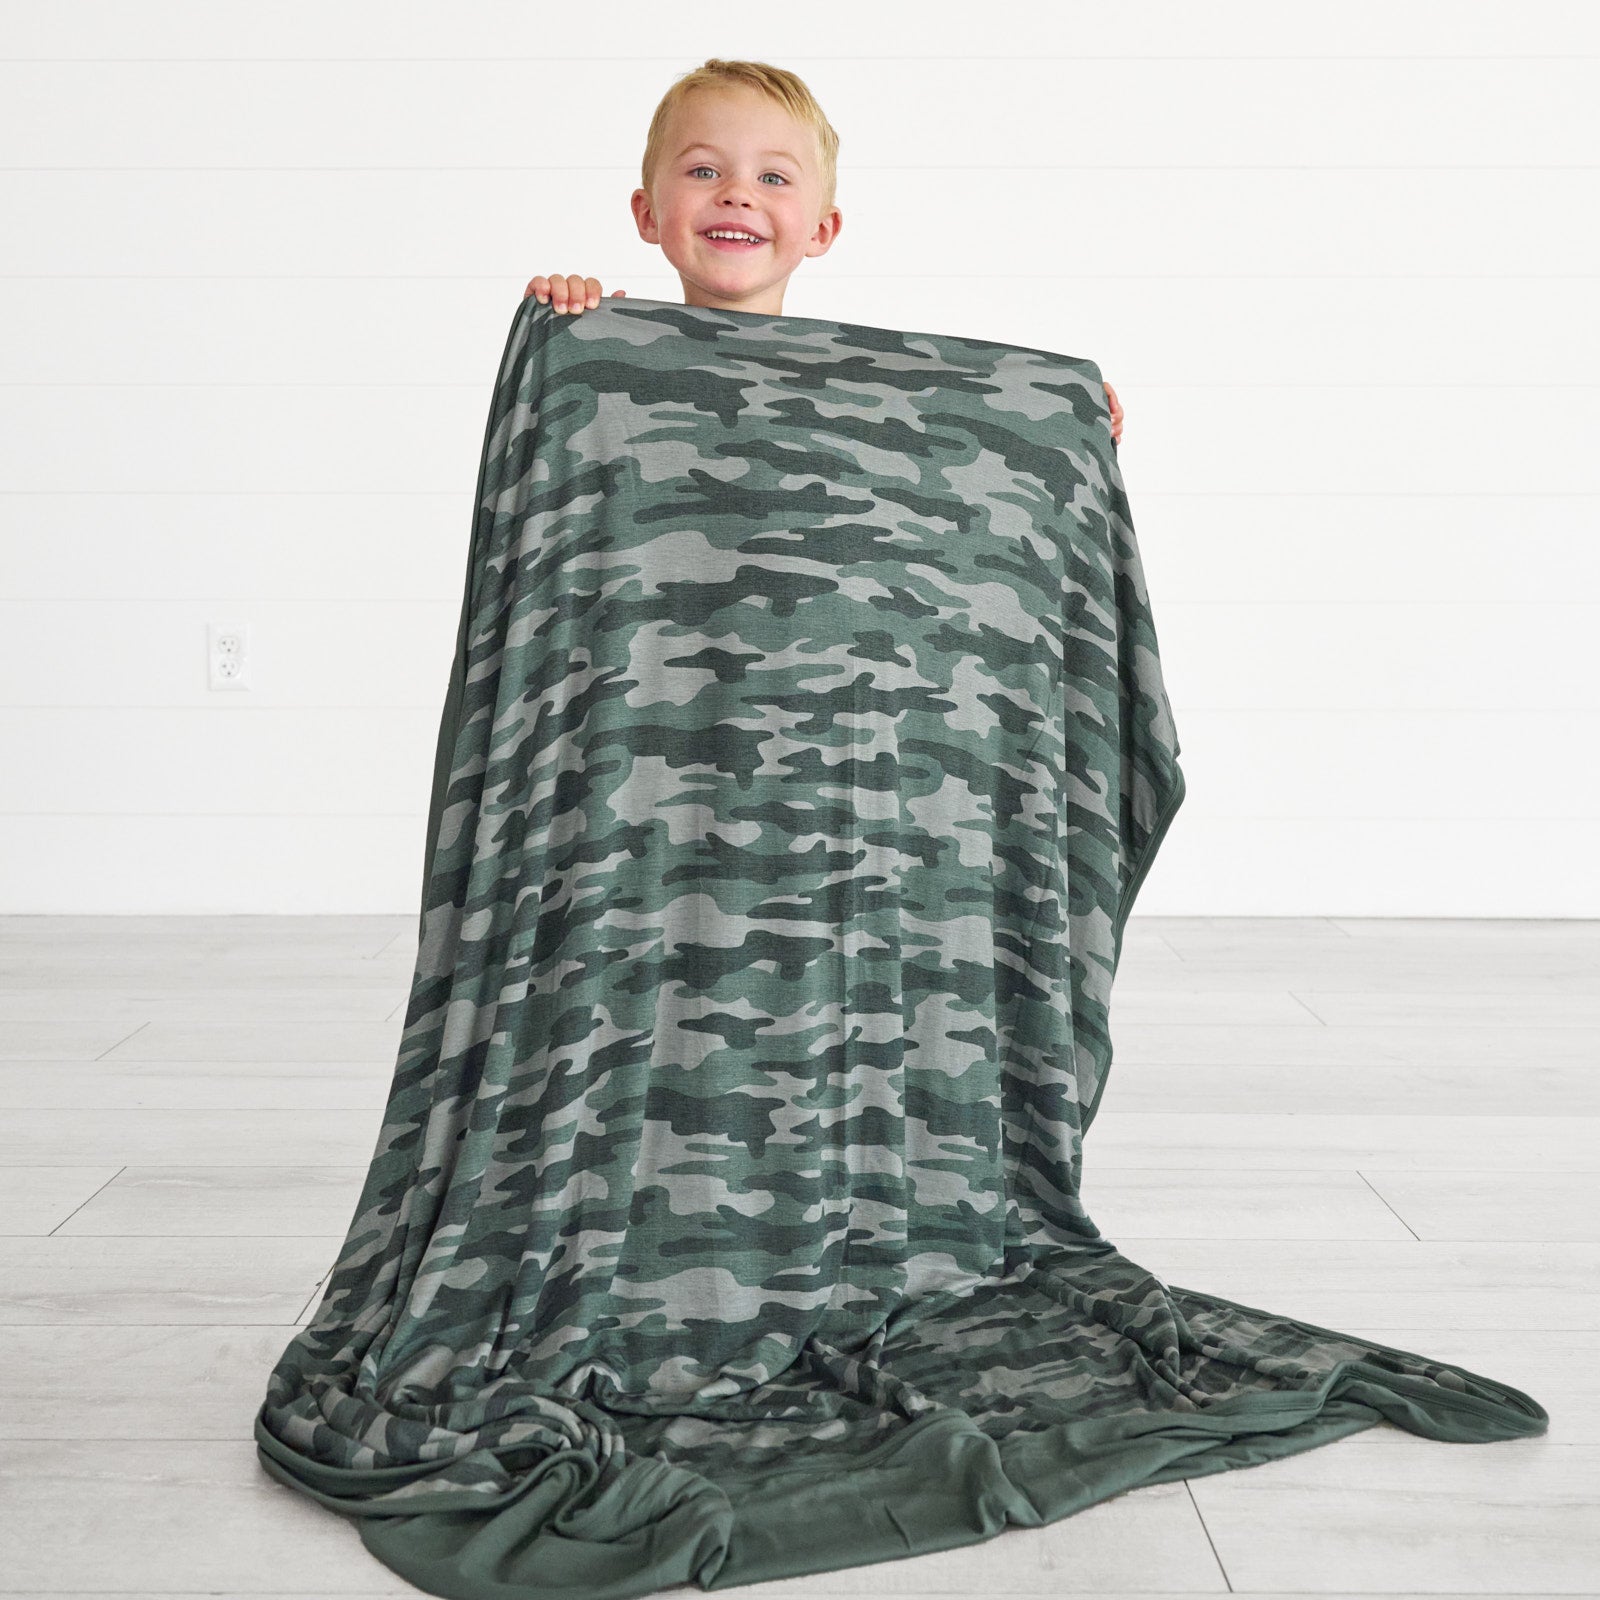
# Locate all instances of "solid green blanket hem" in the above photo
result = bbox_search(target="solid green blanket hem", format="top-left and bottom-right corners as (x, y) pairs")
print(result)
(261, 1340), (1542, 1600)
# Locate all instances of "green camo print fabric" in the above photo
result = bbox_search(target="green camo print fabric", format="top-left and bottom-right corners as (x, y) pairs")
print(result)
(255, 293), (1548, 1598)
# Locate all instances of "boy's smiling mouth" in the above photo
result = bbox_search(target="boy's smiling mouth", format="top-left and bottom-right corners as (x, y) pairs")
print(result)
(700, 227), (766, 249)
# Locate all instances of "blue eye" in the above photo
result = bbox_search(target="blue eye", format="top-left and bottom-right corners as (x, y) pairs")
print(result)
(690, 164), (788, 184)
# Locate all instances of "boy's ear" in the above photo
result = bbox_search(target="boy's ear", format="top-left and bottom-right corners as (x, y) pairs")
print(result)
(630, 187), (661, 244)
(805, 206), (843, 260)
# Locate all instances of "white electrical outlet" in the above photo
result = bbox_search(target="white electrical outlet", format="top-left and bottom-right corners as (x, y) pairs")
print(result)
(208, 622), (252, 692)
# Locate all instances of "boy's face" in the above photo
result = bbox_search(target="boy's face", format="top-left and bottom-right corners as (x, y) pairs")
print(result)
(632, 85), (841, 314)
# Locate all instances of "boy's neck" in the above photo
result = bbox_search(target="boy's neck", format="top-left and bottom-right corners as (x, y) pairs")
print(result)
(681, 285), (787, 316)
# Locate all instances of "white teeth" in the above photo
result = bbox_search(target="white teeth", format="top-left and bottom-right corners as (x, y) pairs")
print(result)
(705, 230), (762, 242)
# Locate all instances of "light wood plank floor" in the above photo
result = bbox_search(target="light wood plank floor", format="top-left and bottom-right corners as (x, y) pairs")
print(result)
(0, 914), (1594, 1598)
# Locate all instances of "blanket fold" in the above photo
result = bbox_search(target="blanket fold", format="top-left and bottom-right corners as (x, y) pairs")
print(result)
(255, 292), (1547, 1599)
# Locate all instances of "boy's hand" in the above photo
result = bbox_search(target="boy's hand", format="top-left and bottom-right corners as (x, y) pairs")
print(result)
(524, 275), (626, 314)
(1103, 381), (1124, 444)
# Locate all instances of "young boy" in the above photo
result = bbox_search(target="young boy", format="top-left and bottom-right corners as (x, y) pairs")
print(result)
(522, 58), (1124, 444)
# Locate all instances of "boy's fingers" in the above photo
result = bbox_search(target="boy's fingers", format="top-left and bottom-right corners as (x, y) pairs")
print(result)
(547, 274), (607, 314)
(527, 278), (621, 310)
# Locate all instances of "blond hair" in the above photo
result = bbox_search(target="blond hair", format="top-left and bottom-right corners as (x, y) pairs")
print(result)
(640, 59), (840, 217)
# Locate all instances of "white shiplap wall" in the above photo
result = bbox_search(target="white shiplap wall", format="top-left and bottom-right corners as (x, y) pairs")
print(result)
(2, 0), (1597, 914)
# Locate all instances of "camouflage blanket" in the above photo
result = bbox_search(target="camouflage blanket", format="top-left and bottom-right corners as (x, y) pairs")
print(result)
(255, 293), (1547, 1598)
